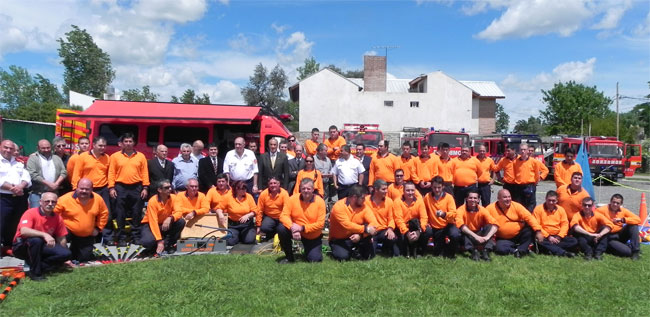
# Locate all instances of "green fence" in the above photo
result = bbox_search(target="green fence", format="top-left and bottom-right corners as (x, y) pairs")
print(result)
(0, 118), (55, 156)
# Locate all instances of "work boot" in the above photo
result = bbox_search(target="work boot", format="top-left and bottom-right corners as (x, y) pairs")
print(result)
(481, 250), (492, 262)
(471, 249), (480, 261)
(594, 253), (603, 261)
(632, 252), (640, 260)
(563, 251), (575, 258)
(584, 253), (593, 261)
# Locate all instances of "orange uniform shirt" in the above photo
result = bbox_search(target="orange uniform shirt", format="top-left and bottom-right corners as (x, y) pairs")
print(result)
(364, 195), (396, 231)
(368, 153), (401, 184)
(108, 151), (150, 187)
(304, 139), (319, 157)
(514, 157), (548, 184)
(387, 183), (422, 201)
(324, 136), (346, 161)
(411, 155), (439, 184)
(217, 193), (258, 222)
(205, 187), (231, 210)
(279, 194), (326, 240)
(570, 211), (614, 234)
(174, 191), (210, 217)
(451, 156), (481, 187)
(595, 205), (641, 234)
(532, 204), (569, 238)
(400, 156), (417, 182)
(72, 151), (110, 189)
(329, 198), (379, 240)
(293, 169), (324, 196)
(54, 192), (108, 237)
(455, 204), (497, 232)
(437, 157), (454, 183)
(532, 158), (549, 182)
(495, 156), (516, 184)
(66, 152), (81, 183)
(393, 197), (428, 234)
(487, 201), (542, 239)
(476, 156), (496, 183)
(257, 188), (290, 226)
(142, 194), (183, 241)
(554, 161), (583, 188)
(423, 192), (456, 229)
(557, 185), (591, 221)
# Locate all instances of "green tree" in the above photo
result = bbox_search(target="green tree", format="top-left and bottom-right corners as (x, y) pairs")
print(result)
(512, 116), (544, 135)
(343, 69), (364, 78)
(540, 81), (612, 135)
(121, 85), (159, 102)
(629, 102), (649, 138)
(296, 57), (320, 81)
(58, 25), (115, 98)
(494, 103), (509, 133)
(170, 89), (210, 104)
(324, 64), (343, 75)
(0, 65), (76, 122)
(241, 63), (297, 131)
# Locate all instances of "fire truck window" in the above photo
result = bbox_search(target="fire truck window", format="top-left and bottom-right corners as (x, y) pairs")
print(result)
(99, 124), (138, 146)
(163, 126), (208, 148)
(627, 146), (640, 157)
(146, 126), (160, 147)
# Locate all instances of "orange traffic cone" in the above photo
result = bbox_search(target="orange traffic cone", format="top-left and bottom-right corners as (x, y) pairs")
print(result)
(640, 193), (648, 228)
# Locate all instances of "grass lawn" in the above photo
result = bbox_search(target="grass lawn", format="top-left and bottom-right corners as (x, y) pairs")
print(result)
(3, 246), (650, 315)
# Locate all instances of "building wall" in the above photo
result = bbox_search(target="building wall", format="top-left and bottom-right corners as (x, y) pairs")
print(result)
(363, 56), (387, 92)
(478, 98), (496, 134)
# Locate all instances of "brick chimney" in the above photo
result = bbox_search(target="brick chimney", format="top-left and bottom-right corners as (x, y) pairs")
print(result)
(363, 55), (386, 92)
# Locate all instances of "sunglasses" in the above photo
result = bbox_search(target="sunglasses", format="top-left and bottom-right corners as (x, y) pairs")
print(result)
(305, 160), (314, 163)
(162, 186), (172, 190)
(582, 203), (593, 207)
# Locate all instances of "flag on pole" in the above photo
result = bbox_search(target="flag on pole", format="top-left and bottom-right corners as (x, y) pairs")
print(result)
(576, 141), (595, 199)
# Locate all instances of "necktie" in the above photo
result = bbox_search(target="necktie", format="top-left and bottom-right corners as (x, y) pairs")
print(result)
(212, 157), (217, 173)
(271, 153), (276, 169)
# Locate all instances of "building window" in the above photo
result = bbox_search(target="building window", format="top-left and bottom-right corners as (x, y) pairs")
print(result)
(384, 100), (393, 107)
(410, 101), (419, 108)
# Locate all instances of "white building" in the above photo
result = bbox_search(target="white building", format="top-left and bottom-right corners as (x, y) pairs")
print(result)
(289, 56), (505, 134)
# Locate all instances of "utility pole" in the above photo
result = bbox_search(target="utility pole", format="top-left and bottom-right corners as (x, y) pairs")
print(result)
(616, 82), (619, 140)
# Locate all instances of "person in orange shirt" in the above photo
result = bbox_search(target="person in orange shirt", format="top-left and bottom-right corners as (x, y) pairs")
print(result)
(329, 185), (378, 261)
(107, 133), (150, 246)
(368, 140), (401, 185)
(455, 190), (498, 261)
(437, 143), (454, 194)
(173, 178), (210, 221)
(399, 142), (417, 183)
(488, 189), (544, 258)
(293, 156), (324, 196)
(72, 137), (111, 209)
(66, 136), (90, 187)
(451, 146), (481, 207)
(304, 128), (320, 157)
(557, 172), (591, 221)
(216, 180), (259, 246)
(387, 169), (423, 202)
(140, 180), (185, 255)
(54, 178), (108, 262)
(423, 176), (461, 258)
(554, 148), (582, 188)
(394, 182), (428, 257)
(324, 125), (346, 162)
(597, 194), (641, 259)
(494, 145), (518, 198)
(532, 190), (577, 257)
(513, 143), (548, 211)
(571, 197), (613, 260)
(257, 177), (290, 241)
(412, 143), (438, 196)
(475, 145), (496, 207)
(278, 178), (326, 263)
(366, 180), (399, 257)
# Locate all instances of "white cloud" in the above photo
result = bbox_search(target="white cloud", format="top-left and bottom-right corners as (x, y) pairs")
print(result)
(134, 0), (207, 23)
(634, 11), (650, 36)
(591, 0), (632, 30)
(276, 32), (314, 79)
(363, 50), (377, 56)
(271, 23), (288, 33)
(217, 0), (230, 5)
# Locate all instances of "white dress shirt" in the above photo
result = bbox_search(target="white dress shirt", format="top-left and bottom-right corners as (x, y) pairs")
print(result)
(0, 156), (32, 194)
(223, 149), (258, 181)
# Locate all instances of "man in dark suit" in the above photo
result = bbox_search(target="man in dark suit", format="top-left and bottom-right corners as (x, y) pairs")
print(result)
(198, 143), (223, 193)
(257, 138), (289, 190)
(148, 144), (174, 197)
(355, 144), (372, 187)
(288, 145), (306, 192)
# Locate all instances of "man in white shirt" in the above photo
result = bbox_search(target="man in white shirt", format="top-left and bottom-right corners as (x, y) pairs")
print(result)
(223, 137), (259, 194)
(332, 145), (365, 199)
(0, 139), (32, 253)
(26, 140), (67, 208)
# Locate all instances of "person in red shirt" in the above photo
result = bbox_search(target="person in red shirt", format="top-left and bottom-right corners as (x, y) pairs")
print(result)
(329, 185), (378, 261)
(366, 180), (399, 257)
(140, 180), (185, 254)
(532, 190), (577, 257)
(12, 192), (71, 280)
(571, 197), (613, 260)
(278, 178), (326, 263)
(597, 194), (641, 259)
(455, 190), (498, 261)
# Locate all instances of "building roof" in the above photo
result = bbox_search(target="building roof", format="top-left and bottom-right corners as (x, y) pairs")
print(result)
(459, 81), (505, 98)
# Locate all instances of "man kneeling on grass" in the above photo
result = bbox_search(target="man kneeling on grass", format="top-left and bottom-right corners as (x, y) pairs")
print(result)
(455, 190), (498, 261)
(140, 180), (186, 255)
(532, 190), (577, 258)
(278, 178), (326, 263)
(329, 185), (379, 261)
(487, 189), (543, 258)
(596, 194), (641, 260)
(571, 197), (613, 261)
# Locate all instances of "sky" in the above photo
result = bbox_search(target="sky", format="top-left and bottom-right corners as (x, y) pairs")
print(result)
(0, 0), (649, 130)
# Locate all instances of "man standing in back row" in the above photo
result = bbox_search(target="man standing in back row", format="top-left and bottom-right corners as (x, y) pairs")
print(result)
(223, 137), (259, 195)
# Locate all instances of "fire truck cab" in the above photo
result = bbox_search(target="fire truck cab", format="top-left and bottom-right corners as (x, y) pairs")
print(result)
(472, 134), (544, 162)
(401, 127), (470, 158)
(340, 123), (383, 156)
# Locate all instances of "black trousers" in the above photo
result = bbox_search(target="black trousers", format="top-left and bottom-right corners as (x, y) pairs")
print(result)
(398, 218), (430, 256)
(227, 218), (256, 246)
(336, 183), (354, 200)
(453, 184), (477, 208)
(575, 232), (608, 256)
(1, 193), (27, 247)
(67, 232), (96, 262)
(502, 182), (518, 201)
(442, 182), (454, 196)
(495, 226), (533, 255)
(373, 228), (400, 257)
(461, 225), (496, 252)
(140, 218), (186, 252)
(259, 216), (283, 239)
(607, 225), (640, 257)
(477, 182), (491, 207)
(110, 183), (144, 242)
(431, 224), (461, 256)
(277, 225), (322, 262)
(537, 236), (578, 255)
(12, 237), (71, 276)
(330, 236), (374, 261)
(513, 184), (536, 212)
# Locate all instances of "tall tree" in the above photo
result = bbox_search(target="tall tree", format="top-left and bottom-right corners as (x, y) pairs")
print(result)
(170, 89), (210, 104)
(512, 116), (544, 135)
(58, 25), (115, 98)
(121, 85), (159, 102)
(343, 69), (364, 78)
(540, 81), (612, 135)
(241, 63), (288, 112)
(494, 103), (509, 133)
(296, 57), (320, 81)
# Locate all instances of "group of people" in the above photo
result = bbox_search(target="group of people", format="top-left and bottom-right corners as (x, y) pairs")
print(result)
(0, 126), (641, 279)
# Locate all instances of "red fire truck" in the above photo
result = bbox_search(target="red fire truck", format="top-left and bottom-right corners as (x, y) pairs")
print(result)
(471, 134), (544, 162)
(401, 127), (470, 157)
(339, 123), (384, 156)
